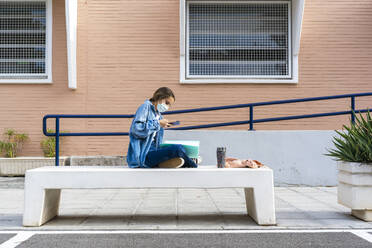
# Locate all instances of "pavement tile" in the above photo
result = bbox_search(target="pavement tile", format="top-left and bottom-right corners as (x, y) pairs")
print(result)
(276, 218), (324, 228)
(0, 214), (22, 228)
(306, 210), (352, 219)
(177, 214), (225, 229)
(1, 177), (371, 230)
(276, 211), (310, 219)
(128, 214), (177, 227)
(42, 216), (88, 229)
(79, 216), (130, 227)
(319, 218), (372, 228)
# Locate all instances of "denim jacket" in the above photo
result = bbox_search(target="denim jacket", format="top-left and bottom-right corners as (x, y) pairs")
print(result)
(126, 99), (164, 168)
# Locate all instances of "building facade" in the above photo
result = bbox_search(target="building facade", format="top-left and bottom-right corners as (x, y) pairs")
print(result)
(0, 0), (371, 156)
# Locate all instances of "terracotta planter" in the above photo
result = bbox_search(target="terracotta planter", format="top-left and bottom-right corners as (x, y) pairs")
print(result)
(337, 161), (372, 221)
(0, 157), (66, 176)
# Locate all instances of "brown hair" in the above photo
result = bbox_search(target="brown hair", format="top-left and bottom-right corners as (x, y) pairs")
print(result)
(149, 87), (175, 103)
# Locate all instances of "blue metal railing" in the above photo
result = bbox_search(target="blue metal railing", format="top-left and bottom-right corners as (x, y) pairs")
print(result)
(43, 92), (372, 166)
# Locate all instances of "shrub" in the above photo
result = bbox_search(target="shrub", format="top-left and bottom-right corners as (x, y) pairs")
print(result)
(325, 110), (372, 163)
(0, 129), (29, 158)
(40, 129), (67, 157)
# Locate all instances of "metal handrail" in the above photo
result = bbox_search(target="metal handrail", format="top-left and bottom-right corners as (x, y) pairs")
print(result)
(42, 92), (372, 166)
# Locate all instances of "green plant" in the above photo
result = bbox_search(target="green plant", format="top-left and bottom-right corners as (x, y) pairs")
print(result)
(325, 110), (372, 163)
(40, 129), (67, 157)
(0, 129), (29, 158)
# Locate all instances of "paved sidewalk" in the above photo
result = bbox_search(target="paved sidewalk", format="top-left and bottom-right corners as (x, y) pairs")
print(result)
(0, 177), (372, 230)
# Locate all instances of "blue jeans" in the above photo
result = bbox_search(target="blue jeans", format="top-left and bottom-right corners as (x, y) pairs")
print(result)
(145, 144), (198, 168)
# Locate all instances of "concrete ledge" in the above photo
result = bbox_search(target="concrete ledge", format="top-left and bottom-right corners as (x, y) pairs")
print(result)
(0, 157), (67, 176)
(65, 155), (127, 166)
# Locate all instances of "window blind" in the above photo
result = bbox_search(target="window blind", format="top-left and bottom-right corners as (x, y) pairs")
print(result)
(0, 1), (48, 79)
(187, 2), (290, 78)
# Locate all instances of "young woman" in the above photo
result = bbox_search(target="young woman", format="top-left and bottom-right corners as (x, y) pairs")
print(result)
(126, 87), (198, 168)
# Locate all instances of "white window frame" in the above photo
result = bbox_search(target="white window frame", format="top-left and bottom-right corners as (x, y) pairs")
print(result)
(180, 0), (301, 84)
(0, 0), (52, 84)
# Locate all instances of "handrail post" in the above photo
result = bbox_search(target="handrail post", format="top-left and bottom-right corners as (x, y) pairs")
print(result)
(351, 96), (355, 124)
(249, 105), (254, 131)
(55, 117), (60, 166)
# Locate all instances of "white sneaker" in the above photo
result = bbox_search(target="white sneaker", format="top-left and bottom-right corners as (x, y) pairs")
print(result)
(191, 156), (202, 165)
(158, 157), (185, 168)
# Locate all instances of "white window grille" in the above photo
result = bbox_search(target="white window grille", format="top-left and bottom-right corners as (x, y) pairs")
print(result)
(0, 0), (52, 81)
(185, 1), (291, 79)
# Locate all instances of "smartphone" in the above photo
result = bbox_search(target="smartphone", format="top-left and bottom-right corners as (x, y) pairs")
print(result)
(168, 121), (180, 126)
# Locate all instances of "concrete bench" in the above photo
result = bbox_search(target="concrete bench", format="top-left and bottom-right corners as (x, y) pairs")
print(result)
(23, 166), (276, 226)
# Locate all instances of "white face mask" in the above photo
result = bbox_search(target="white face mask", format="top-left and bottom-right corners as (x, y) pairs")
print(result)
(157, 102), (169, 113)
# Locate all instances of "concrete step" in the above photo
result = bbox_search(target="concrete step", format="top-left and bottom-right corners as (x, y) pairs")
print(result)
(65, 155), (127, 166)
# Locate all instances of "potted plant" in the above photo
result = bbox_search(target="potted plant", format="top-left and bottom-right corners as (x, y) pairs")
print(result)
(40, 128), (67, 157)
(325, 110), (372, 221)
(0, 128), (66, 176)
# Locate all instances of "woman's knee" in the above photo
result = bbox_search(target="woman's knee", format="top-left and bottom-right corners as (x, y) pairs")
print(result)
(170, 144), (186, 154)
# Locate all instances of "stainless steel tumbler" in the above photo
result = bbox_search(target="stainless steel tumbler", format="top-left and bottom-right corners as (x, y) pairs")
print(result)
(217, 147), (226, 168)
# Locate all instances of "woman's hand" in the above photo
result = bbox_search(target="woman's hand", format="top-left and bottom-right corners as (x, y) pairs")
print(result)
(159, 119), (171, 128)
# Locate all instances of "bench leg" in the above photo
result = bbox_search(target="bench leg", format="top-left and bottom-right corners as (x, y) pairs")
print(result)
(244, 186), (276, 225)
(23, 188), (61, 227)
